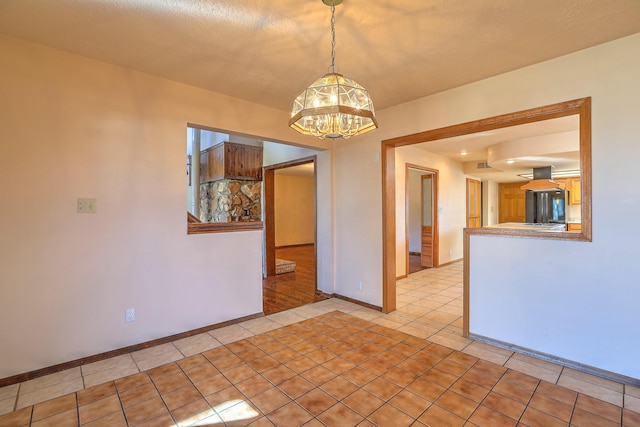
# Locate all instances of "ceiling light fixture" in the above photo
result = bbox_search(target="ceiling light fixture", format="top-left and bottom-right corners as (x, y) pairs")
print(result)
(289, 0), (378, 139)
(519, 169), (580, 179)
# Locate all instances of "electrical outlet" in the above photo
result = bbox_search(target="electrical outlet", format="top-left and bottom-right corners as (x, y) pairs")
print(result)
(358, 281), (363, 291)
(125, 308), (135, 323)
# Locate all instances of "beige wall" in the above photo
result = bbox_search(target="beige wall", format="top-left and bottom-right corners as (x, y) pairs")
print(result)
(395, 147), (468, 277)
(275, 175), (315, 247)
(0, 35), (331, 378)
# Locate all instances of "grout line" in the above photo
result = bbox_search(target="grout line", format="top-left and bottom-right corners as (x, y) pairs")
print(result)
(13, 383), (20, 413)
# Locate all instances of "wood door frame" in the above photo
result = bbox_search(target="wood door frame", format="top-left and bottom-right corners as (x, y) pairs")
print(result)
(263, 156), (317, 279)
(382, 97), (592, 319)
(404, 164), (439, 278)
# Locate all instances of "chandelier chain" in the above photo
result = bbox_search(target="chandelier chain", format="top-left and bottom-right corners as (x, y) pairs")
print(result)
(330, 1), (336, 73)
(288, 0), (378, 139)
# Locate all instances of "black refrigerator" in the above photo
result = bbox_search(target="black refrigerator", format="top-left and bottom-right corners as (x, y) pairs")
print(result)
(525, 190), (567, 224)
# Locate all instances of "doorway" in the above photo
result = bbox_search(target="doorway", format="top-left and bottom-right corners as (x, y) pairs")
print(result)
(382, 97), (592, 321)
(406, 164), (439, 275)
(263, 156), (325, 314)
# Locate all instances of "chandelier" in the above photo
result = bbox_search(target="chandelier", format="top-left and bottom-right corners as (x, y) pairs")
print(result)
(289, 0), (378, 139)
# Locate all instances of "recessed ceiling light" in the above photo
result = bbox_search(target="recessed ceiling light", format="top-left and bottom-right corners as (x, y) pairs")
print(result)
(460, 151), (468, 156)
(506, 159), (515, 164)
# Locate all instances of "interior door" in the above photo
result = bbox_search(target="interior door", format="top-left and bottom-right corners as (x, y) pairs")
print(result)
(466, 178), (482, 228)
(421, 175), (433, 268)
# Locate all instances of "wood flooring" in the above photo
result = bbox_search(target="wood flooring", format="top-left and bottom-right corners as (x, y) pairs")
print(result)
(408, 253), (429, 274)
(263, 244), (328, 315)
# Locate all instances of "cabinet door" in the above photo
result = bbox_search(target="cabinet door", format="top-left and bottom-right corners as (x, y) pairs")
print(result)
(223, 144), (263, 180)
(569, 178), (581, 205)
(466, 178), (481, 228)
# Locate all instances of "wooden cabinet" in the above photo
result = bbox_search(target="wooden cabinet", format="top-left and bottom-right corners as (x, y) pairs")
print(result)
(200, 142), (263, 183)
(554, 177), (581, 205)
(466, 178), (482, 228)
(567, 223), (582, 232)
(568, 177), (581, 205)
(498, 182), (526, 223)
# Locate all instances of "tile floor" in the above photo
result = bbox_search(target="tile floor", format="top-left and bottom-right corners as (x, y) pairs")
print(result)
(1, 262), (639, 426)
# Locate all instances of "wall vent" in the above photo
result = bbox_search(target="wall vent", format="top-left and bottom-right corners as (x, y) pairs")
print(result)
(476, 162), (492, 169)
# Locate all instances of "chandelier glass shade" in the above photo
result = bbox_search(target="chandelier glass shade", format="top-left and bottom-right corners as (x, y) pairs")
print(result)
(289, 72), (377, 139)
(288, 1), (378, 139)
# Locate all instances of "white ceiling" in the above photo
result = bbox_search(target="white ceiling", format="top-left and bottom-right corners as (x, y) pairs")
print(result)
(411, 115), (581, 182)
(2, 1), (637, 181)
(1, 0), (639, 112)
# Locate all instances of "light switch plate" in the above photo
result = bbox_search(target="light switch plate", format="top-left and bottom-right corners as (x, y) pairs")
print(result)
(77, 198), (97, 213)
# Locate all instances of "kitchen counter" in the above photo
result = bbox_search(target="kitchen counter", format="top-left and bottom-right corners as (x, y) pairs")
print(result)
(487, 222), (566, 232)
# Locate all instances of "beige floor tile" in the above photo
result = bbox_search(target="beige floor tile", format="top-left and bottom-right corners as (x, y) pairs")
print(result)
(627, 385), (640, 399)
(208, 325), (255, 344)
(397, 295), (419, 304)
(397, 324), (436, 340)
(81, 354), (135, 377)
(134, 349), (184, 372)
(404, 321), (441, 337)
(16, 377), (83, 409)
(239, 318), (281, 334)
(624, 393), (640, 412)
(561, 367), (624, 392)
(428, 332), (472, 351)
(177, 339), (223, 358)
(370, 316), (407, 329)
(504, 357), (561, 384)
(557, 373), (623, 406)
(462, 343), (512, 366)
(392, 309), (422, 321)
(316, 300), (358, 312)
(173, 333), (223, 358)
(19, 368), (82, 395)
(0, 384), (19, 401)
(437, 304), (463, 315)
(396, 304), (430, 316)
(131, 343), (179, 363)
(412, 299), (444, 310)
(511, 353), (563, 373)
(83, 362), (140, 388)
(448, 299), (464, 308)
(173, 333), (217, 349)
(380, 313), (412, 326)
(290, 306), (328, 319)
(0, 397), (16, 416)
(442, 324), (463, 336)
(266, 311), (308, 326)
(348, 309), (384, 322)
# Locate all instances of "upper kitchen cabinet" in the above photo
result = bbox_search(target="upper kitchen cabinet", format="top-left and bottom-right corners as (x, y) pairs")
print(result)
(200, 142), (263, 182)
(568, 177), (581, 205)
(556, 176), (581, 205)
